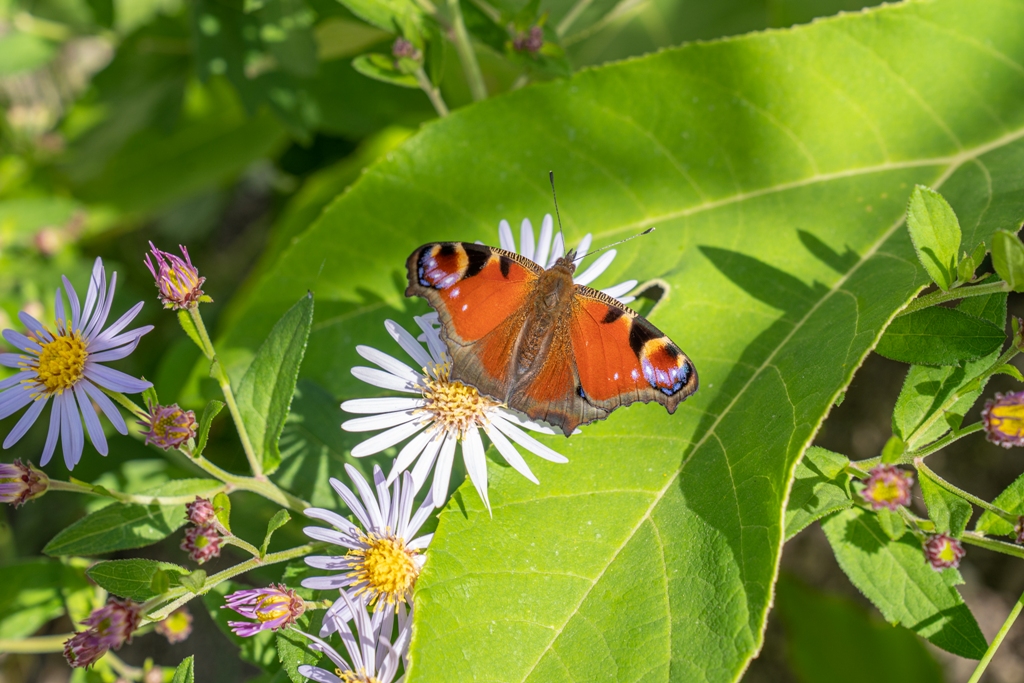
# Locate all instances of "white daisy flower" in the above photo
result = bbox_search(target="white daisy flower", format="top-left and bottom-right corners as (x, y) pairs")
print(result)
(340, 316), (568, 514)
(297, 593), (411, 683)
(301, 465), (432, 637)
(0, 257), (153, 469)
(496, 213), (638, 304)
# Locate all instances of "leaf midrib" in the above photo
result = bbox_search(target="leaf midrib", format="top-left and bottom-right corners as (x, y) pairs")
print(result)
(513, 113), (1024, 683)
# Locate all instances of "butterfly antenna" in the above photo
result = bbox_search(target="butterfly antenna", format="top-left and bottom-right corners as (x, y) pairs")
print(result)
(549, 171), (566, 254)
(576, 227), (655, 262)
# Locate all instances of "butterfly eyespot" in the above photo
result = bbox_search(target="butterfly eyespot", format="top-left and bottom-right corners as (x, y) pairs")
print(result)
(576, 385), (586, 399)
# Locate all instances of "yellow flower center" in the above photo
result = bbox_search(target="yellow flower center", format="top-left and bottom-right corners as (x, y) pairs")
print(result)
(337, 669), (379, 683)
(936, 539), (956, 563)
(989, 403), (1024, 438)
(866, 479), (903, 504)
(162, 610), (191, 635)
(255, 594), (291, 623)
(33, 333), (87, 394)
(420, 362), (499, 436)
(348, 532), (420, 605)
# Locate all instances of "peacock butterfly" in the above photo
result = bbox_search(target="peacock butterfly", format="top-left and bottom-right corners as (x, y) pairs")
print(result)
(404, 239), (698, 434)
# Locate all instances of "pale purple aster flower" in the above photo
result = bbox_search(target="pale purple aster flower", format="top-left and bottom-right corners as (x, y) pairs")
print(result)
(302, 465), (432, 636)
(495, 213), (638, 303)
(0, 459), (48, 507)
(140, 402), (196, 450)
(341, 315), (567, 513)
(0, 258), (153, 470)
(144, 242), (209, 310)
(224, 584), (305, 637)
(297, 593), (411, 683)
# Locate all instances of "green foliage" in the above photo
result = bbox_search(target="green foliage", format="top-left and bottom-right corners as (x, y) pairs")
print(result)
(906, 185), (961, 291)
(172, 656), (195, 683)
(43, 502), (187, 557)
(86, 559), (189, 601)
(920, 474), (972, 537)
(822, 508), (985, 659)
(195, 399), (226, 457)
(876, 307), (1005, 366)
(260, 509), (292, 557)
(235, 293), (314, 474)
(976, 471), (1024, 536)
(776, 575), (944, 683)
(785, 446), (852, 540)
(0, 560), (91, 638)
(991, 229), (1024, 292)
(876, 508), (906, 541)
(210, 1), (1024, 678)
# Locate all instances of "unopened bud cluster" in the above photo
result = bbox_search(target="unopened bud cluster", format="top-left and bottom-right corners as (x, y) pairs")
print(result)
(180, 496), (225, 564)
(63, 598), (141, 668)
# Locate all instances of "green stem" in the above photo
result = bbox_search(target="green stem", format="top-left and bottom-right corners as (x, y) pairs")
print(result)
(188, 308), (264, 479)
(415, 67), (449, 117)
(0, 633), (72, 653)
(47, 479), (227, 505)
(447, 0), (487, 101)
(857, 422), (985, 471)
(105, 651), (144, 681)
(916, 459), (1019, 525)
(969, 586), (1024, 683)
(143, 543), (318, 622)
(897, 281), (1009, 317)
(962, 531), (1024, 560)
(188, 455), (308, 512)
(104, 390), (148, 421)
(224, 535), (262, 558)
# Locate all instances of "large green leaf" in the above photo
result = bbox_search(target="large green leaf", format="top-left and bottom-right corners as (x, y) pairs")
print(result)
(216, 0), (1024, 679)
(86, 559), (189, 602)
(43, 502), (187, 557)
(875, 306), (1004, 366)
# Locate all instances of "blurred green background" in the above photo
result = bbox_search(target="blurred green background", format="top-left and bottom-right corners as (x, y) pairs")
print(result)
(11, 0), (1024, 681)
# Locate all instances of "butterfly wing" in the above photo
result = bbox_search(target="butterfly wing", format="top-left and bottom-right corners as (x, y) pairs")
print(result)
(406, 242), (541, 401)
(568, 287), (698, 423)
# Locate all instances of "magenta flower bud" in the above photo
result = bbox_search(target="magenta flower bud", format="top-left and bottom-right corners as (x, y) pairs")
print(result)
(512, 25), (544, 53)
(0, 459), (48, 507)
(185, 496), (218, 527)
(392, 37), (421, 61)
(155, 606), (193, 644)
(982, 391), (1024, 448)
(861, 465), (914, 511)
(144, 242), (209, 310)
(63, 629), (107, 668)
(140, 403), (197, 451)
(181, 523), (223, 564)
(81, 597), (142, 649)
(223, 584), (305, 637)
(924, 532), (966, 570)
(1016, 517), (1024, 546)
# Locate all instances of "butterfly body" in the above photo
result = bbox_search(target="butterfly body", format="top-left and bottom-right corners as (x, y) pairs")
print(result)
(406, 241), (698, 434)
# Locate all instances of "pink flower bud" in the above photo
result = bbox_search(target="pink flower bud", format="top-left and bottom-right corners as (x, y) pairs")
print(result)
(223, 584), (305, 637)
(924, 532), (965, 570)
(0, 459), (48, 507)
(185, 496), (217, 527)
(144, 242), (209, 310)
(861, 465), (913, 511)
(155, 606), (193, 644)
(140, 403), (197, 451)
(181, 523), (223, 564)
(982, 391), (1024, 448)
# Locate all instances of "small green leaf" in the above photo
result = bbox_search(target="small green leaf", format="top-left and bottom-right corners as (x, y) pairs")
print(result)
(880, 436), (906, 464)
(992, 363), (1024, 382)
(906, 185), (961, 291)
(352, 53), (420, 88)
(876, 508), (906, 540)
(260, 510), (292, 558)
(172, 656), (195, 683)
(992, 229), (1024, 292)
(971, 241), (988, 269)
(976, 471), (1024, 537)
(785, 447), (852, 540)
(338, 0), (423, 34)
(142, 384), (159, 409)
(86, 559), (188, 601)
(776, 574), (944, 683)
(180, 570), (207, 593)
(919, 475), (972, 537)
(44, 503), (187, 557)
(957, 252), (976, 283)
(178, 310), (208, 357)
(195, 399), (225, 457)
(876, 306), (1004, 366)
(235, 293), (314, 475)
(822, 508), (986, 659)
(213, 492), (232, 533)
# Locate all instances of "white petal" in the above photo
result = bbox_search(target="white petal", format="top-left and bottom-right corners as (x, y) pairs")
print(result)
(356, 346), (420, 383)
(350, 367), (419, 393)
(384, 319), (432, 369)
(409, 429), (445, 491)
(549, 232), (565, 267)
(328, 476), (373, 530)
(616, 295), (636, 304)
(462, 425), (490, 513)
(302, 526), (360, 548)
(600, 279), (638, 298)
(372, 465), (392, 529)
(430, 432), (457, 507)
(490, 413), (569, 463)
(498, 219), (515, 251)
(498, 408), (560, 435)
(407, 533), (433, 550)
(39, 393), (61, 466)
(350, 419), (428, 458)
(345, 463), (385, 531)
(3, 396), (47, 449)
(414, 315), (448, 363)
(342, 397), (425, 415)
(342, 410), (420, 433)
(304, 507), (360, 535)
(573, 233), (593, 263)
(573, 250), (617, 286)
(297, 666), (342, 683)
(484, 421), (539, 484)
(534, 214), (553, 268)
(406, 486), (435, 538)
(519, 218), (535, 260)
(387, 428), (434, 485)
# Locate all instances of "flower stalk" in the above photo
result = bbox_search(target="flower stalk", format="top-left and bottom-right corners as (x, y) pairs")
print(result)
(916, 458), (1019, 526)
(46, 478), (226, 506)
(968, 586), (1024, 683)
(446, 0), (487, 101)
(897, 280), (1009, 318)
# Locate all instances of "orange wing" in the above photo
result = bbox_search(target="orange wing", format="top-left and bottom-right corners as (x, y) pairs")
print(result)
(569, 287), (698, 418)
(405, 242), (540, 400)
